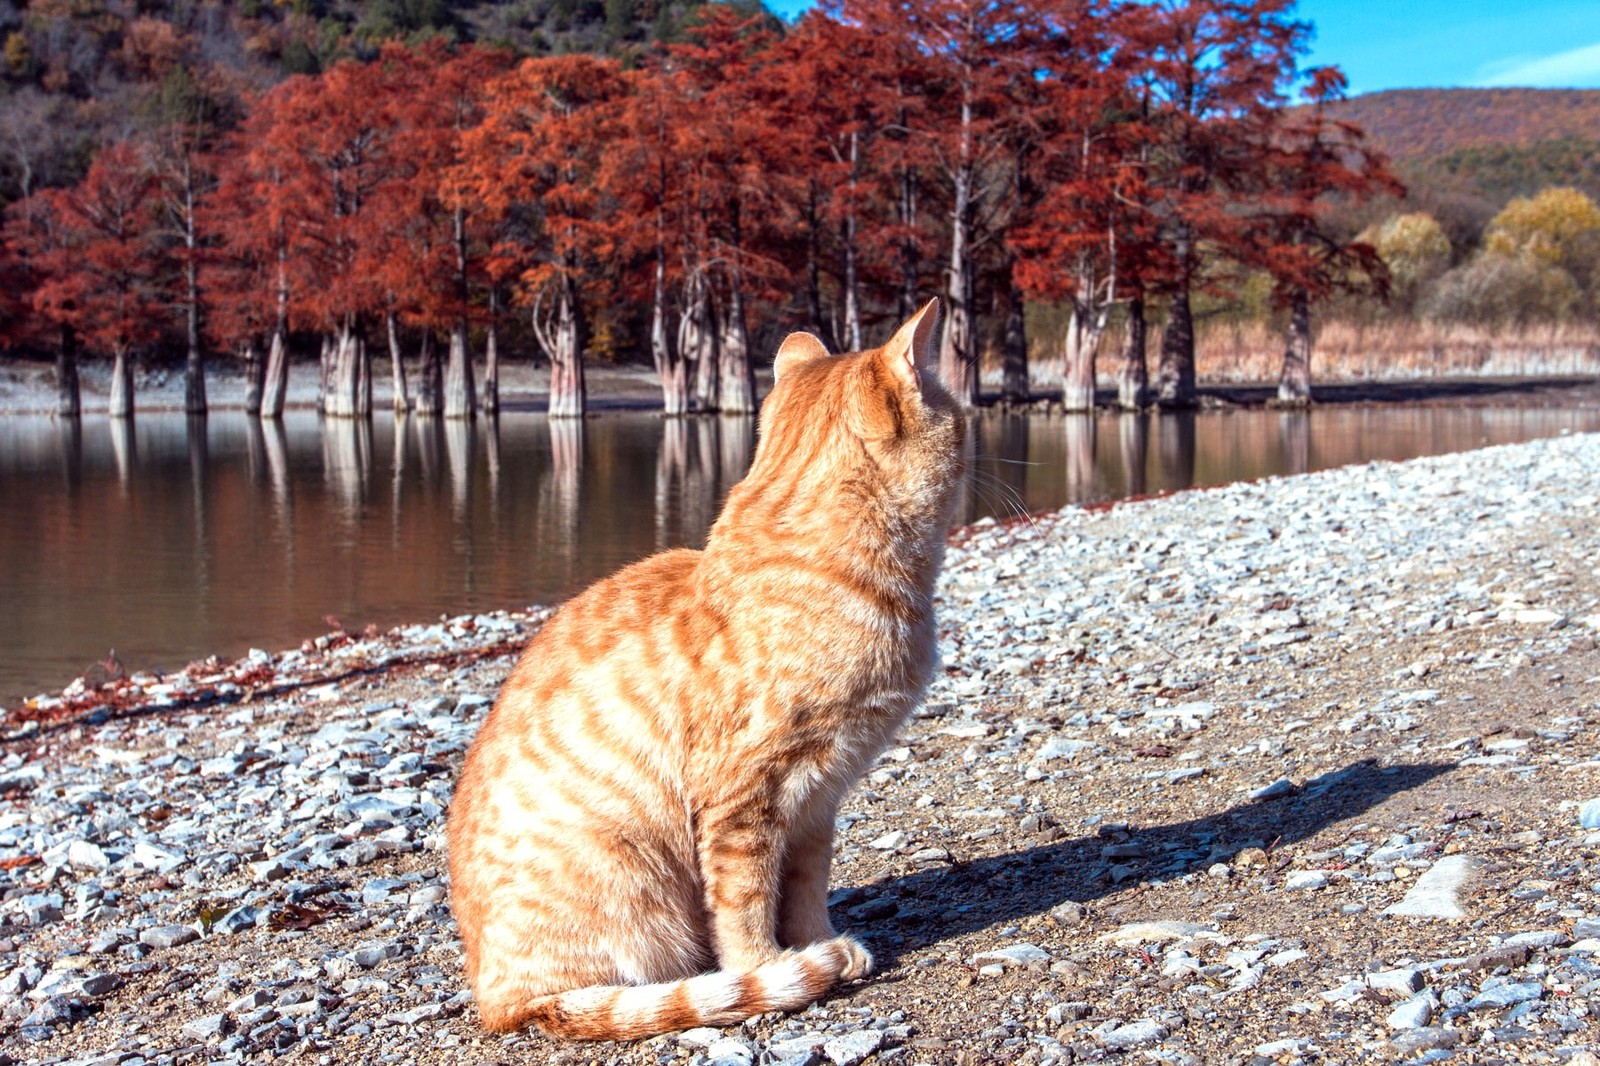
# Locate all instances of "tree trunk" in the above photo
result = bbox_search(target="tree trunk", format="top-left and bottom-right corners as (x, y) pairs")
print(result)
(444, 320), (476, 419)
(242, 338), (263, 415)
(385, 311), (410, 414)
(183, 163), (206, 417)
(108, 344), (134, 419)
(1001, 270), (1028, 403)
(548, 277), (587, 419)
(318, 334), (332, 411)
(1117, 296), (1149, 410)
(842, 131), (863, 352)
(1276, 288), (1312, 406)
(414, 330), (443, 416)
(56, 326), (80, 418)
(940, 173), (978, 405)
(1155, 285), (1197, 409)
(323, 321), (371, 419)
(653, 253), (690, 416)
(718, 282), (756, 415)
(260, 324), (289, 419)
(804, 185), (832, 351)
(687, 276), (719, 413)
(482, 288), (501, 416)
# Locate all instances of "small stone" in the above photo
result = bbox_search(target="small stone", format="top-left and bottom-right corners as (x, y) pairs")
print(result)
(868, 830), (909, 851)
(706, 1037), (755, 1066)
(822, 1028), (884, 1066)
(23, 995), (77, 1028)
(181, 1012), (233, 1042)
(1100, 1020), (1166, 1050)
(1389, 1026), (1460, 1055)
(1100, 921), (1226, 947)
(1207, 863), (1231, 878)
(1383, 855), (1480, 919)
(969, 943), (1052, 967)
(1578, 799), (1600, 831)
(1250, 778), (1295, 800)
(351, 940), (402, 968)
(66, 839), (111, 871)
(1465, 982), (1543, 1011)
(1285, 871), (1328, 891)
(79, 973), (122, 997)
(1512, 608), (1564, 625)
(139, 924), (200, 949)
(677, 1027), (722, 1049)
(1387, 992), (1436, 1030)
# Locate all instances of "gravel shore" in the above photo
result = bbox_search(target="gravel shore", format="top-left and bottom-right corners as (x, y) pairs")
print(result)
(4, 432), (1600, 1065)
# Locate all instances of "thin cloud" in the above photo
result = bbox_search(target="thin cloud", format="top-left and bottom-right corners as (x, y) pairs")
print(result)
(1476, 40), (1600, 87)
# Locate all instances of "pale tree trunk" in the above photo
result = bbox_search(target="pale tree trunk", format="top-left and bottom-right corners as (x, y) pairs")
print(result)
(385, 311), (410, 413)
(1001, 268), (1028, 403)
(482, 288), (501, 416)
(56, 326), (81, 418)
(242, 338), (263, 415)
(182, 161), (206, 417)
(546, 276), (587, 419)
(108, 344), (134, 419)
(318, 334), (332, 411)
(445, 202), (476, 420)
(260, 324), (289, 419)
(1117, 296), (1149, 410)
(652, 252), (690, 416)
(1276, 288), (1312, 406)
(444, 320), (476, 419)
(896, 108), (919, 322)
(1063, 275), (1112, 412)
(939, 85), (979, 406)
(414, 330), (443, 416)
(842, 131), (863, 352)
(259, 259), (290, 419)
(323, 320), (371, 418)
(718, 281), (756, 415)
(685, 275), (719, 413)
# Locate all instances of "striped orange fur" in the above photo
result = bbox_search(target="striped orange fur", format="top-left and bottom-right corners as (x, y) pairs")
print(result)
(447, 299), (965, 1041)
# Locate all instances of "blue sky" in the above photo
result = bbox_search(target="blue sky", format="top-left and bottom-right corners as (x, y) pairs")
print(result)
(762, 0), (1600, 97)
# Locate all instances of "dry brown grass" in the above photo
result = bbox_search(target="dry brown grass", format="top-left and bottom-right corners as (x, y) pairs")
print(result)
(996, 318), (1600, 391)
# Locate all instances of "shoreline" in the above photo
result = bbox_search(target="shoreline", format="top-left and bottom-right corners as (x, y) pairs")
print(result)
(2, 358), (1598, 418)
(2, 434), (1600, 1062)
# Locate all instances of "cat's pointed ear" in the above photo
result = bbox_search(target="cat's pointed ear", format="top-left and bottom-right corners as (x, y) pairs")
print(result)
(773, 331), (830, 381)
(884, 297), (941, 390)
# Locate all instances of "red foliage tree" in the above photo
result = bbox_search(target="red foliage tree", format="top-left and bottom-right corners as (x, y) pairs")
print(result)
(1250, 66), (1399, 403)
(25, 141), (165, 418)
(460, 53), (628, 418)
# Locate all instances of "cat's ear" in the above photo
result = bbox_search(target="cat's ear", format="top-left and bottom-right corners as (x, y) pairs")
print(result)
(883, 297), (941, 390)
(773, 332), (830, 381)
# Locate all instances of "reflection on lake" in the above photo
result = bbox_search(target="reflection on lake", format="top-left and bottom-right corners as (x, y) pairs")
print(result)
(3, 403), (1598, 701)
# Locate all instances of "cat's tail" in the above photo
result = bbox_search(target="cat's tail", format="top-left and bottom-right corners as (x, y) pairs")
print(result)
(493, 937), (868, 1041)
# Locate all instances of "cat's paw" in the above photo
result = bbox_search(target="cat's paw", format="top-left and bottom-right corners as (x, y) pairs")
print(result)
(826, 935), (874, 980)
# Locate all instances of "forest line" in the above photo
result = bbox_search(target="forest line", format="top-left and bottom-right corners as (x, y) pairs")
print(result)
(2, 0), (1400, 420)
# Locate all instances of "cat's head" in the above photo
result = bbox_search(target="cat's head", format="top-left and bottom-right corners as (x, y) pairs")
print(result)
(750, 299), (967, 532)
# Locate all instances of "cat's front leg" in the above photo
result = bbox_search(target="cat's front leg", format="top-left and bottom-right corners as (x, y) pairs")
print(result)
(779, 800), (873, 980)
(698, 797), (786, 971)
(778, 801), (840, 947)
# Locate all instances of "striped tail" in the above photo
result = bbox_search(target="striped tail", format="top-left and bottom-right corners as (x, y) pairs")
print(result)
(509, 938), (867, 1041)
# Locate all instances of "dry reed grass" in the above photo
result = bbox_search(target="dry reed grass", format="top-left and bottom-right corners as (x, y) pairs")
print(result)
(990, 318), (1600, 391)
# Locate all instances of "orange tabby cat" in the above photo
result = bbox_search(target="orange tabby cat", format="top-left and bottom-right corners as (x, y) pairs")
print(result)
(447, 299), (965, 1041)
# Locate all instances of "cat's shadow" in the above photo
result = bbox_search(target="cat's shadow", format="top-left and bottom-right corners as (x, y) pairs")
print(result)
(830, 758), (1455, 969)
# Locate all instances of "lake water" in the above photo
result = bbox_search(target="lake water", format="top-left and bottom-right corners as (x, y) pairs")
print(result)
(3, 402), (1598, 703)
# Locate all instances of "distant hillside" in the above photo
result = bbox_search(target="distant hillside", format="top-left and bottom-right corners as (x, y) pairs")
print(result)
(1329, 88), (1600, 162)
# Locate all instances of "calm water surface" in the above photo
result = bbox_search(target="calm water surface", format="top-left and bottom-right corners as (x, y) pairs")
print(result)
(3, 403), (1598, 702)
